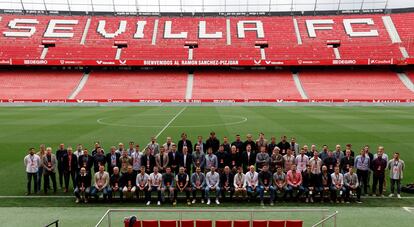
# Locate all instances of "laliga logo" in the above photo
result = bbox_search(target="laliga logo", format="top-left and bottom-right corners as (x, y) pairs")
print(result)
(96, 60), (103, 64)
(119, 60), (127, 65)
(265, 60), (271, 64)
(254, 60), (261, 65)
(76, 99), (84, 103)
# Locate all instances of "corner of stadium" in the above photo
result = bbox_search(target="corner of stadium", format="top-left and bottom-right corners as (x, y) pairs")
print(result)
(0, 1), (413, 227)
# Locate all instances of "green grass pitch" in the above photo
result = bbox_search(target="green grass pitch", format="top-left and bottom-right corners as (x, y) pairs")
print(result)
(0, 106), (413, 226)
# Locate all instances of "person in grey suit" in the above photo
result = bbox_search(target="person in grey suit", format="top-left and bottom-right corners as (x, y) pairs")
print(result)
(43, 147), (57, 194)
(155, 147), (169, 173)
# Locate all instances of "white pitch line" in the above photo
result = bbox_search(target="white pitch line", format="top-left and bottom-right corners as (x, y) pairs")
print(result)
(403, 207), (414, 213)
(155, 106), (187, 139)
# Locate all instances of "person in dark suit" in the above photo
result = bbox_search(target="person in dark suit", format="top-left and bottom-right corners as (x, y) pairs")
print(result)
(181, 146), (192, 174)
(78, 149), (93, 174)
(62, 147), (77, 192)
(242, 144), (256, 173)
(93, 147), (106, 173)
(141, 148), (156, 174)
(74, 167), (91, 203)
(220, 166), (234, 200)
(178, 132), (193, 154)
(216, 145), (229, 173)
(106, 146), (121, 175)
(319, 165), (332, 202)
(206, 132), (220, 153)
(243, 134), (257, 153)
(56, 143), (67, 190)
(168, 144), (182, 174)
(194, 135), (206, 153)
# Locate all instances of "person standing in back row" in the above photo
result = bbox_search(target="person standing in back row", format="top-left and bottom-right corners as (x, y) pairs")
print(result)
(56, 144), (67, 190)
(24, 148), (40, 195)
(43, 147), (57, 194)
(388, 152), (405, 198)
(354, 149), (370, 196)
(206, 132), (220, 153)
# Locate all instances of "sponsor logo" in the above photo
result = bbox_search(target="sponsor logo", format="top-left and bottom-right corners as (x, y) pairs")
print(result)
(0, 59), (11, 65)
(76, 99), (84, 103)
(372, 99), (401, 103)
(213, 100), (236, 103)
(369, 59), (392, 65)
(96, 60), (115, 65)
(332, 59), (357, 65)
(139, 100), (162, 103)
(254, 60), (261, 65)
(119, 60), (127, 65)
(23, 60), (48, 65)
(265, 60), (271, 64)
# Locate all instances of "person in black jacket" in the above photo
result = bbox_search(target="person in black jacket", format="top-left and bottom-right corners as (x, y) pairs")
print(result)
(93, 147), (106, 173)
(168, 144), (182, 174)
(141, 148), (156, 174)
(206, 132), (220, 153)
(243, 134), (257, 153)
(74, 167), (91, 203)
(242, 144), (256, 173)
(220, 166), (234, 200)
(178, 132), (193, 154)
(194, 135), (206, 154)
(216, 145), (229, 173)
(323, 151), (337, 175)
(180, 146), (192, 174)
(78, 149), (93, 174)
(109, 167), (123, 201)
(106, 146), (121, 175)
(228, 145), (241, 171)
(302, 165), (318, 203)
(221, 137), (231, 153)
(62, 147), (77, 192)
(277, 136), (291, 156)
(121, 166), (136, 199)
(319, 165), (332, 202)
(340, 150), (354, 174)
(56, 143), (67, 190)
(231, 134), (243, 154)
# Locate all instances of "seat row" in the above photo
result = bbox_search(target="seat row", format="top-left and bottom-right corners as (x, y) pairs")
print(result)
(124, 219), (303, 227)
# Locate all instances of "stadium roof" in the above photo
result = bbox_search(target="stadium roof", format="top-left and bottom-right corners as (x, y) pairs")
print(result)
(0, 0), (413, 14)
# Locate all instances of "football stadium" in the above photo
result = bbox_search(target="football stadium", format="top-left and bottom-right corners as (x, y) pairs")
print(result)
(1, 0), (414, 226)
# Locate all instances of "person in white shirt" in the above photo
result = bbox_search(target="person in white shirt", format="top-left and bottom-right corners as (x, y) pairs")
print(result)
(309, 151), (323, 175)
(233, 166), (247, 200)
(136, 166), (150, 203)
(295, 148), (309, 173)
(131, 148), (142, 175)
(205, 166), (220, 205)
(387, 152), (405, 198)
(74, 144), (84, 159)
(148, 166), (162, 205)
(24, 148), (41, 195)
(283, 149), (295, 172)
(330, 166), (345, 203)
(245, 165), (259, 200)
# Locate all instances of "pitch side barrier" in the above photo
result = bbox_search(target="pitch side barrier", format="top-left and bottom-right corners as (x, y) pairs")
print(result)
(0, 58), (409, 67)
(1, 99), (414, 104)
(95, 208), (338, 227)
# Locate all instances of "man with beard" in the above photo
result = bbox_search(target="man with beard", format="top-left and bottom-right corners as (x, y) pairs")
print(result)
(78, 149), (93, 174)
(131, 146), (142, 175)
(176, 167), (191, 205)
(106, 146), (121, 176)
(277, 136), (290, 155)
(178, 132), (193, 154)
(109, 167), (123, 202)
(295, 148), (309, 173)
(272, 166), (288, 202)
(194, 136), (206, 153)
(24, 148), (40, 195)
(168, 144), (182, 174)
(243, 134), (257, 153)
(344, 166), (361, 203)
(290, 138), (299, 156)
(90, 165), (110, 201)
(319, 165), (332, 202)
(56, 143), (67, 190)
(256, 146), (270, 171)
(270, 147), (284, 173)
(221, 137), (231, 153)
(148, 166), (162, 205)
(324, 151), (337, 175)
(216, 145), (229, 173)
(256, 133), (268, 152)
(192, 145), (206, 172)
(155, 147), (169, 173)
(136, 166), (150, 203)
(231, 134), (243, 153)
(191, 167), (206, 204)
(233, 166), (247, 200)
(340, 149), (354, 174)
(258, 165), (274, 206)
(43, 147), (57, 194)
(147, 136), (160, 156)
(220, 166), (234, 200)
(283, 148), (295, 173)
(205, 166), (221, 205)
(286, 164), (303, 201)
(319, 145), (329, 162)
(302, 165), (318, 203)
(119, 150), (132, 174)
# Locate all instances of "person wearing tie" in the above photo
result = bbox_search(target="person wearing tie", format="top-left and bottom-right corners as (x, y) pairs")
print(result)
(63, 147), (77, 193)
(24, 148), (40, 195)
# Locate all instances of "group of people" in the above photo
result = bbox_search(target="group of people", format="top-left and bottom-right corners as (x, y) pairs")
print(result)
(24, 132), (406, 206)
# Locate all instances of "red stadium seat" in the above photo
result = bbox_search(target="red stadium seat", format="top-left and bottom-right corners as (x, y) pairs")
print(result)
(215, 220), (232, 227)
(233, 220), (249, 227)
(142, 220), (158, 227)
(252, 220), (267, 227)
(285, 220), (302, 227)
(160, 220), (177, 227)
(268, 220), (285, 227)
(196, 220), (213, 227)
(124, 219), (141, 227)
(181, 220), (194, 227)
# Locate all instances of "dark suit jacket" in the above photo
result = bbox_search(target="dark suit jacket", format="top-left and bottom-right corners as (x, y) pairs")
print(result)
(105, 152), (121, 173)
(141, 155), (156, 173)
(220, 172), (234, 188)
(62, 153), (77, 173)
(241, 151), (256, 170)
(78, 154), (93, 173)
(178, 139), (193, 154)
(76, 173), (91, 188)
(180, 153), (192, 173)
(168, 151), (182, 168)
